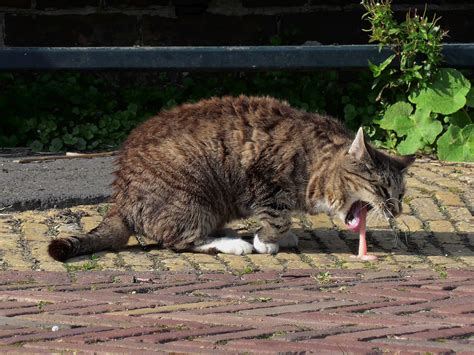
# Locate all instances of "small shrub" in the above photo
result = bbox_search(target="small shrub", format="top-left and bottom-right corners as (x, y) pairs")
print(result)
(362, 0), (473, 161)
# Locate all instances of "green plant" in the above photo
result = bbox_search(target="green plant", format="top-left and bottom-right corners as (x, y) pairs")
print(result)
(64, 254), (101, 272)
(315, 271), (332, 284)
(378, 69), (473, 159)
(36, 300), (51, 311)
(238, 265), (256, 275)
(362, 0), (446, 101)
(362, 0), (473, 161)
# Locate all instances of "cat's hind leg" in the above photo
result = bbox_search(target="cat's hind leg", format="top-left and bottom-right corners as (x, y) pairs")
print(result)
(143, 201), (253, 255)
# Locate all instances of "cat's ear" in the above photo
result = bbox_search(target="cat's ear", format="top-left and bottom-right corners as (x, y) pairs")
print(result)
(394, 154), (416, 172)
(348, 127), (371, 161)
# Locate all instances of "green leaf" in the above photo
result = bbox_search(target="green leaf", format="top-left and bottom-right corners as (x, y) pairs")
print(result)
(63, 133), (78, 145)
(409, 68), (471, 115)
(397, 133), (425, 155)
(415, 108), (444, 145)
(49, 138), (63, 152)
(30, 140), (43, 152)
(368, 55), (395, 78)
(344, 104), (357, 121)
(378, 54), (396, 72)
(378, 101), (413, 136)
(75, 138), (87, 151)
(447, 110), (472, 128)
(380, 102), (443, 154)
(368, 60), (381, 78)
(395, 107), (443, 154)
(466, 86), (474, 108)
(127, 103), (138, 114)
(437, 124), (474, 162)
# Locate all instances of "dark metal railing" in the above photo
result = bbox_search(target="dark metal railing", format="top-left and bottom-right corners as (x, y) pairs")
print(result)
(0, 43), (473, 70)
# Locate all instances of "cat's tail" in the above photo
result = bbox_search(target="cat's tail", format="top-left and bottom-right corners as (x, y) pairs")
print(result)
(48, 207), (131, 262)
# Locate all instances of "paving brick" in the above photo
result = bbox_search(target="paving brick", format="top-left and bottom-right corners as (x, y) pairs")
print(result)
(366, 216), (391, 229)
(409, 167), (441, 180)
(0, 218), (14, 234)
(298, 252), (333, 267)
(297, 238), (320, 252)
(217, 255), (253, 275)
(306, 213), (333, 229)
(240, 300), (356, 316)
(117, 250), (154, 271)
(22, 223), (48, 242)
(275, 252), (312, 269)
(24, 342), (151, 353)
(110, 301), (228, 316)
(434, 190), (465, 206)
(319, 232), (351, 253)
(435, 178), (466, 189)
(195, 324), (299, 343)
(410, 198), (445, 221)
(1, 250), (33, 270)
(426, 256), (463, 267)
(446, 206), (472, 222)
(405, 177), (437, 192)
(155, 339), (238, 354)
(182, 253), (227, 272)
(427, 220), (463, 244)
(442, 243), (470, 256)
(427, 219), (456, 233)
(456, 220), (473, 234)
(396, 215), (424, 233)
(246, 254), (284, 271)
(0, 326), (110, 346)
(459, 256), (474, 266)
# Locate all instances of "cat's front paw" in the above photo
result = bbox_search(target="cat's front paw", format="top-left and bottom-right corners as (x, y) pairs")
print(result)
(278, 231), (298, 248)
(253, 234), (279, 254)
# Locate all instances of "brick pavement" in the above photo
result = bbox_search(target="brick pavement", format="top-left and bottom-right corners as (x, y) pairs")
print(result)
(0, 269), (473, 353)
(0, 159), (473, 353)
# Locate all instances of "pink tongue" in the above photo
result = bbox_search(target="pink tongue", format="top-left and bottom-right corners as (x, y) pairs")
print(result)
(356, 206), (377, 261)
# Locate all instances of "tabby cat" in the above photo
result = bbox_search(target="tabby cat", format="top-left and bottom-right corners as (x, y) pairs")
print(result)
(48, 96), (414, 261)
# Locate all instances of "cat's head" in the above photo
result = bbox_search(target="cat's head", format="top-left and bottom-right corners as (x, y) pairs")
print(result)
(309, 128), (415, 231)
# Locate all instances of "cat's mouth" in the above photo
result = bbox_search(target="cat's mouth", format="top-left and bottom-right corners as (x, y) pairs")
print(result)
(345, 201), (372, 232)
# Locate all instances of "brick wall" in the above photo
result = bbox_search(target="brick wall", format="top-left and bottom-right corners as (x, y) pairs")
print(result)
(0, 1), (473, 47)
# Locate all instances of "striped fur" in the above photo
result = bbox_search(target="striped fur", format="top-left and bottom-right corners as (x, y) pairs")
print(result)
(48, 96), (414, 261)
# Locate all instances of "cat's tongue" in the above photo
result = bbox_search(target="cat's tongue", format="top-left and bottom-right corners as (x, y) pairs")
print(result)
(346, 201), (366, 232)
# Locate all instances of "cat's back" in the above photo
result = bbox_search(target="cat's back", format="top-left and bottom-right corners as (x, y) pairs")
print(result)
(122, 96), (309, 148)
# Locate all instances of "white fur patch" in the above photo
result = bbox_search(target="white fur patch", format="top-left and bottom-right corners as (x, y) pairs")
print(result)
(278, 231), (299, 248)
(193, 237), (253, 255)
(253, 234), (279, 254)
